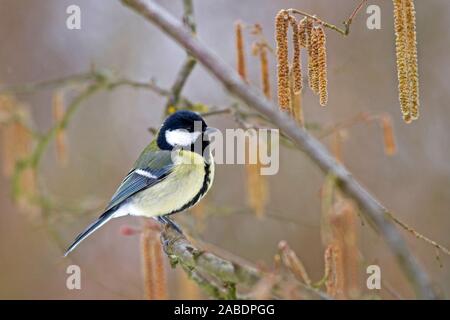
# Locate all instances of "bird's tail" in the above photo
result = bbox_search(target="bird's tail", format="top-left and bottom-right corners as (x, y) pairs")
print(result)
(64, 208), (116, 257)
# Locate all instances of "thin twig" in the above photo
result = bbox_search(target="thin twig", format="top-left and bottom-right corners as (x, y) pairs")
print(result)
(107, 78), (170, 96)
(318, 112), (370, 139)
(385, 211), (450, 256)
(164, 0), (197, 114)
(120, 0), (437, 299)
(0, 72), (97, 94)
(347, 0), (370, 26)
(201, 107), (233, 117)
(0, 70), (171, 97)
(288, 0), (369, 36)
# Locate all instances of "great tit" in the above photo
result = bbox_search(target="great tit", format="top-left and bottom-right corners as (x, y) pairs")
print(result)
(64, 110), (216, 256)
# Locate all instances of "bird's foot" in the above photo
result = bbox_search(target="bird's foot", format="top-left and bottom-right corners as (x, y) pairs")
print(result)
(157, 216), (184, 235)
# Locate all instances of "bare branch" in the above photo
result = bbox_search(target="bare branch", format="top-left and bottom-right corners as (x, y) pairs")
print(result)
(164, 56), (196, 113)
(120, 0), (437, 299)
(164, 0), (197, 114)
(161, 226), (259, 298)
(161, 225), (330, 299)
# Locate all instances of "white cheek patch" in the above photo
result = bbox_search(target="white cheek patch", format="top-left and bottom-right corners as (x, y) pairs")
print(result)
(165, 129), (201, 147)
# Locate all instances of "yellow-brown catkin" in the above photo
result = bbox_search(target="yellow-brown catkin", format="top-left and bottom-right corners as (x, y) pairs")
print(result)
(246, 163), (267, 218)
(393, 0), (409, 120)
(321, 176), (348, 299)
(289, 67), (304, 126)
(331, 243), (345, 299)
(381, 115), (397, 155)
(275, 10), (290, 110)
(324, 243), (345, 299)
(316, 25), (328, 107)
(393, 0), (420, 123)
(304, 18), (314, 49)
(279, 241), (312, 286)
(235, 21), (247, 81)
(253, 43), (271, 99)
(332, 199), (360, 298)
(261, 47), (271, 99)
(324, 245), (335, 296)
(288, 67), (295, 116)
(308, 26), (320, 95)
(405, 0), (419, 120)
(245, 134), (268, 218)
(52, 91), (68, 165)
(141, 228), (167, 300)
(298, 18), (308, 48)
(341, 202), (360, 298)
(289, 16), (302, 94)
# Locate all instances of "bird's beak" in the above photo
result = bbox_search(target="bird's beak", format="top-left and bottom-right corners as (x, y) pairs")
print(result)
(205, 127), (219, 136)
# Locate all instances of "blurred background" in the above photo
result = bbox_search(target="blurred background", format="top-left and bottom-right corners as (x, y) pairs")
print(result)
(0, 0), (449, 299)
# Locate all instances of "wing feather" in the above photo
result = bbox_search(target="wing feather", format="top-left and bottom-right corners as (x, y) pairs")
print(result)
(106, 151), (174, 210)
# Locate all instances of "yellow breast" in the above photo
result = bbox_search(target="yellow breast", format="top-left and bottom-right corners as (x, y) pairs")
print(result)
(129, 150), (214, 217)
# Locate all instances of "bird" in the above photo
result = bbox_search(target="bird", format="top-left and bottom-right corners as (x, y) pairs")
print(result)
(64, 110), (217, 256)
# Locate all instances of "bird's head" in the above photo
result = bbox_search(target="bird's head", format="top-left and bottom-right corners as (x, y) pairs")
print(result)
(157, 110), (217, 152)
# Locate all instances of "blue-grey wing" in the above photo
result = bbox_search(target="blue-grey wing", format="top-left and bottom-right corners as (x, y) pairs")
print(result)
(106, 151), (174, 210)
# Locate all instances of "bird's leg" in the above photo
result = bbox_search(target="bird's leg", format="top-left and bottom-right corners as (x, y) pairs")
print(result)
(157, 216), (184, 235)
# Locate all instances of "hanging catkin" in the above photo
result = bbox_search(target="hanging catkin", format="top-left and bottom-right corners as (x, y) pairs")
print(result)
(298, 18), (308, 48)
(393, 0), (420, 123)
(404, 0), (419, 120)
(316, 25), (328, 106)
(325, 243), (345, 299)
(289, 16), (302, 94)
(259, 45), (271, 99)
(245, 132), (268, 218)
(380, 114), (397, 155)
(252, 42), (271, 99)
(141, 226), (167, 300)
(309, 26), (320, 95)
(304, 18), (313, 49)
(393, 0), (410, 122)
(235, 21), (247, 81)
(238, 24), (269, 218)
(275, 10), (290, 110)
(289, 68), (304, 126)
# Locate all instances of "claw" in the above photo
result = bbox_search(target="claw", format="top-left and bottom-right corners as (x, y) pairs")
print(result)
(157, 216), (184, 235)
